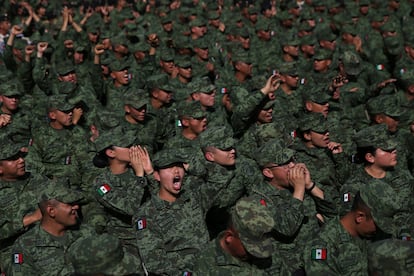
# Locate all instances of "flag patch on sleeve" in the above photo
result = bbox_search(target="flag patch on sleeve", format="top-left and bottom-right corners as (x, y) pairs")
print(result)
(97, 184), (111, 196)
(311, 248), (327, 260)
(13, 253), (23, 264)
(137, 218), (147, 230)
(343, 193), (351, 202)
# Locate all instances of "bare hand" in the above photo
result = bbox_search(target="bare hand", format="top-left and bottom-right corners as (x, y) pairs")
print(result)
(137, 146), (153, 175)
(0, 114), (12, 127)
(94, 44), (105, 55)
(287, 165), (306, 190)
(130, 145), (144, 176)
(261, 73), (282, 95)
(327, 141), (343, 154)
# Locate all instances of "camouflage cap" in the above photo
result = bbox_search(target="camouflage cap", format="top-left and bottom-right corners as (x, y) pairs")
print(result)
(55, 62), (75, 76)
(313, 49), (333, 60)
(68, 233), (141, 275)
(175, 56), (192, 68)
(380, 21), (400, 33)
(231, 197), (275, 258)
(199, 126), (234, 149)
(302, 84), (331, 104)
(342, 24), (358, 36)
(189, 77), (216, 94)
(160, 50), (175, 62)
(152, 148), (188, 169)
(283, 31), (300, 46)
(124, 91), (147, 110)
(92, 110), (120, 131)
(262, 100), (275, 110)
(39, 177), (84, 204)
(109, 59), (130, 72)
(383, 36), (403, 56)
(368, 239), (414, 275)
(0, 140), (23, 160)
(255, 138), (295, 167)
(130, 41), (150, 53)
(301, 34), (317, 46)
(0, 80), (23, 97)
(208, 10), (220, 20)
(13, 38), (28, 51)
(341, 51), (362, 76)
(94, 127), (131, 153)
(353, 124), (397, 150)
(279, 61), (298, 76)
(47, 94), (74, 111)
(255, 18), (270, 32)
(177, 100), (206, 118)
(193, 38), (209, 49)
(232, 50), (253, 64)
(298, 113), (329, 133)
(146, 74), (174, 92)
(359, 179), (400, 234)
(189, 17), (206, 28)
(366, 94), (402, 118)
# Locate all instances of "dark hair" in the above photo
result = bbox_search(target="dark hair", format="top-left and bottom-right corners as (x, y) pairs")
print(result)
(354, 146), (377, 165)
(92, 146), (113, 168)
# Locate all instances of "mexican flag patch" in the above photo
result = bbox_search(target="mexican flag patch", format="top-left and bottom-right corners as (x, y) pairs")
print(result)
(311, 248), (327, 260)
(137, 218), (147, 230)
(343, 193), (351, 202)
(97, 184), (111, 196)
(13, 253), (23, 264)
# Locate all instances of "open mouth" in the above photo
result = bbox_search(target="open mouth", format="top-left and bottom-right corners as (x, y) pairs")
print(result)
(172, 176), (181, 191)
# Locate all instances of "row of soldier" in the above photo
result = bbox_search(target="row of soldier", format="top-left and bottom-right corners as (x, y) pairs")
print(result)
(1, 0), (414, 275)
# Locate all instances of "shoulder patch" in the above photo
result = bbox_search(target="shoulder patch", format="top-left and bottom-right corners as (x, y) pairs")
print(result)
(343, 192), (351, 202)
(137, 218), (147, 230)
(260, 199), (267, 206)
(311, 248), (327, 260)
(97, 183), (111, 196)
(13, 253), (23, 264)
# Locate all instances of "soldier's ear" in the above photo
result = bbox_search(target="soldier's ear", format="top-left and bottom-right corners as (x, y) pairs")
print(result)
(105, 148), (116, 158)
(262, 167), (274, 178)
(365, 152), (375, 164)
(153, 171), (160, 182)
(305, 101), (313, 112)
(124, 105), (130, 113)
(355, 210), (366, 224)
(48, 110), (57, 120)
(204, 151), (215, 162)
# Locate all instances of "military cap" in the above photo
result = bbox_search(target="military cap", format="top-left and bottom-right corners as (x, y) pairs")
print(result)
(100, 55), (114, 66)
(94, 127), (131, 153)
(174, 36), (191, 49)
(277, 10), (294, 21)
(175, 56), (192, 68)
(124, 91), (147, 110)
(301, 34), (317, 46)
(0, 140), (23, 160)
(381, 20), (400, 33)
(262, 100), (275, 110)
(109, 59), (130, 72)
(316, 29), (336, 41)
(48, 94), (74, 111)
(368, 239), (414, 274)
(208, 11), (220, 20)
(146, 74), (174, 92)
(283, 31), (300, 46)
(248, 6), (260, 14)
(366, 94), (402, 117)
(189, 18), (206, 28)
(160, 50), (175, 62)
(353, 124), (397, 150)
(298, 113), (329, 133)
(235, 27), (250, 38)
(383, 36), (403, 56)
(0, 80), (23, 97)
(279, 61), (298, 76)
(68, 233), (141, 275)
(302, 84), (331, 104)
(359, 179), (400, 234)
(92, 110), (120, 131)
(193, 38), (209, 49)
(231, 197), (275, 258)
(199, 126), (235, 149)
(177, 100), (206, 118)
(100, 29), (112, 40)
(189, 77), (216, 94)
(13, 38), (28, 51)
(250, 75), (268, 91)
(255, 18), (270, 32)
(255, 138), (295, 167)
(56, 62), (76, 76)
(39, 177), (84, 204)
(111, 35), (129, 47)
(152, 148), (188, 169)
(161, 13), (173, 24)
(342, 24), (358, 35)
(313, 49), (333, 60)
(341, 51), (362, 76)
(232, 50), (253, 64)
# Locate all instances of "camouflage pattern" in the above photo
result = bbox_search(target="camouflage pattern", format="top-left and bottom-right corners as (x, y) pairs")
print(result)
(68, 233), (142, 275)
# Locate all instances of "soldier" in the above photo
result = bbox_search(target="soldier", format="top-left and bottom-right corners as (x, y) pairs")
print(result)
(0, 141), (46, 274)
(133, 148), (230, 275)
(193, 197), (275, 275)
(11, 178), (95, 275)
(304, 183), (400, 275)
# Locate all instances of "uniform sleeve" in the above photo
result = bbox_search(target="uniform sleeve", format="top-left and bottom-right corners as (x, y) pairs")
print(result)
(303, 239), (338, 276)
(94, 175), (147, 216)
(11, 238), (39, 276)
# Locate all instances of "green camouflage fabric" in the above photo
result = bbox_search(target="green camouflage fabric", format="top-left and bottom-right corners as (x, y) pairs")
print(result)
(368, 239), (414, 276)
(0, 173), (51, 274)
(198, 125), (234, 149)
(366, 94), (403, 118)
(254, 138), (295, 167)
(93, 168), (147, 256)
(11, 224), (96, 276)
(353, 124), (398, 150)
(304, 216), (369, 276)
(68, 233), (143, 275)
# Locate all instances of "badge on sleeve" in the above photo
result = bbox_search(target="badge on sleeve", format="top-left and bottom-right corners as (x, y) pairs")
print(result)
(137, 218), (147, 230)
(13, 253), (23, 264)
(311, 248), (327, 260)
(97, 184), (111, 196)
(183, 272), (192, 276)
(343, 193), (351, 202)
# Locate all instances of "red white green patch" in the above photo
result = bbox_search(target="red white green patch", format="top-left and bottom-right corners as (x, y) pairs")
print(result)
(343, 193), (351, 202)
(13, 253), (23, 264)
(311, 248), (327, 260)
(137, 218), (147, 230)
(97, 184), (111, 196)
